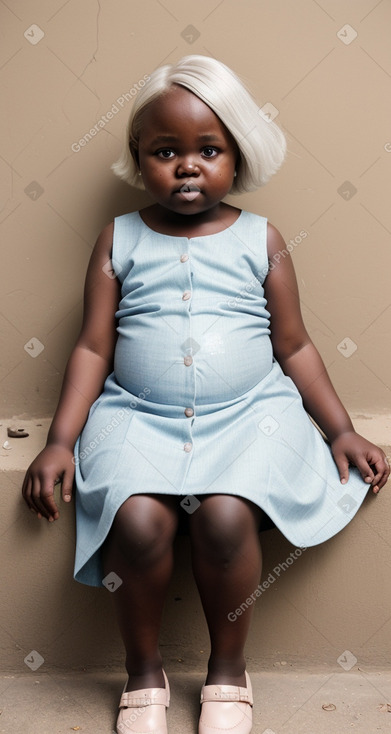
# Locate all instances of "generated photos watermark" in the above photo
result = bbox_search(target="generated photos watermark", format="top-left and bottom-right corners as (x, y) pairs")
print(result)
(228, 547), (306, 622)
(73, 388), (151, 465)
(71, 74), (151, 153)
(228, 230), (308, 310)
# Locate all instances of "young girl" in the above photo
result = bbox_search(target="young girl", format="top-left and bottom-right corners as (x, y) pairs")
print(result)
(22, 55), (389, 734)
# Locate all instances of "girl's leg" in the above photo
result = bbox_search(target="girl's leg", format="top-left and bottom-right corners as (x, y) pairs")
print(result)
(189, 494), (262, 687)
(102, 494), (178, 691)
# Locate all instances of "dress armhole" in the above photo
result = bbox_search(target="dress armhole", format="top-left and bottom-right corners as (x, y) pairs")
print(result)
(255, 215), (269, 285)
(112, 212), (139, 283)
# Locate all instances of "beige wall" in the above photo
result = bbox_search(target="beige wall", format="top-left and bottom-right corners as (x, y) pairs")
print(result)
(1, 0), (390, 415)
(1, 0), (390, 674)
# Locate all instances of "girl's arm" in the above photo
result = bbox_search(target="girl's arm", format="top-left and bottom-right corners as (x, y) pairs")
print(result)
(22, 222), (120, 521)
(264, 223), (389, 493)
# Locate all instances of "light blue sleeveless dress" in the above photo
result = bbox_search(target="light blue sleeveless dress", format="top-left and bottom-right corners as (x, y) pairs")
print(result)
(74, 210), (369, 586)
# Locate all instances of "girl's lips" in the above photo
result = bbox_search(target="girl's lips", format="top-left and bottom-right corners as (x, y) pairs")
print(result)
(177, 190), (201, 201)
(175, 182), (202, 201)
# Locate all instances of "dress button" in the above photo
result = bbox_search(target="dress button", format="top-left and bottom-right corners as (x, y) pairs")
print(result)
(184, 442), (193, 452)
(182, 290), (192, 301)
(184, 408), (194, 417)
(184, 355), (193, 366)
(180, 254), (189, 263)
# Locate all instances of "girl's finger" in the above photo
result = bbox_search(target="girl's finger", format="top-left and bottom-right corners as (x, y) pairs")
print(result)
(32, 476), (57, 521)
(41, 482), (60, 520)
(61, 468), (74, 504)
(370, 466), (385, 491)
(22, 473), (35, 513)
(30, 475), (45, 518)
(334, 452), (350, 484)
(352, 455), (375, 484)
(372, 457), (390, 493)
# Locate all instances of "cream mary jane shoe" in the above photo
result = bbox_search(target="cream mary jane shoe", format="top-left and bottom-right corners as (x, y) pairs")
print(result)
(116, 670), (170, 734)
(199, 671), (253, 734)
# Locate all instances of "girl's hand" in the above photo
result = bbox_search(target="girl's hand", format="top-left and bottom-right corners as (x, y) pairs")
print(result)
(331, 431), (390, 494)
(22, 444), (75, 522)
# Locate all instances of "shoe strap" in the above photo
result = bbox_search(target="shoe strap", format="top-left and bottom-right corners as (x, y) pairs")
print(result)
(120, 671), (170, 709)
(120, 686), (169, 709)
(200, 681), (253, 706)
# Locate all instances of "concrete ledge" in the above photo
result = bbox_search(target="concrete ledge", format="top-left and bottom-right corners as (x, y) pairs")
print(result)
(1, 416), (390, 677)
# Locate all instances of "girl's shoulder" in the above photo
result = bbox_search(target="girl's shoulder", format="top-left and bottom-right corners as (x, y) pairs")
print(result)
(112, 211), (144, 244)
(266, 221), (289, 259)
(237, 208), (273, 230)
(93, 220), (114, 255)
(114, 210), (140, 223)
(113, 210), (141, 231)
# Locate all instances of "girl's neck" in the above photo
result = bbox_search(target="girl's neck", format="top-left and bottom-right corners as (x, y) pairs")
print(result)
(139, 202), (241, 238)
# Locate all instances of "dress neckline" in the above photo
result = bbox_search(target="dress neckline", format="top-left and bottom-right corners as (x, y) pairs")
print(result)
(136, 209), (244, 240)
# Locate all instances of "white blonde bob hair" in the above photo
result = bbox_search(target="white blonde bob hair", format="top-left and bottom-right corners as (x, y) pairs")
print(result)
(112, 55), (286, 195)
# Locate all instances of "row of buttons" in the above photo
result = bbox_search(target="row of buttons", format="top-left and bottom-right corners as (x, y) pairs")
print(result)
(181, 254), (191, 301)
(181, 253), (193, 452)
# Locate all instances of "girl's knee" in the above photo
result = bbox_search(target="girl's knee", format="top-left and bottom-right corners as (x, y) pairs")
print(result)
(108, 494), (178, 564)
(189, 495), (261, 562)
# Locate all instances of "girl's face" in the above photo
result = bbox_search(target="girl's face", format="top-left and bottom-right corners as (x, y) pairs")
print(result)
(136, 85), (239, 217)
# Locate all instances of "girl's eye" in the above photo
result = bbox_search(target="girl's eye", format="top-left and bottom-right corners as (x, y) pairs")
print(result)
(157, 149), (175, 159)
(202, 147), (218, 158)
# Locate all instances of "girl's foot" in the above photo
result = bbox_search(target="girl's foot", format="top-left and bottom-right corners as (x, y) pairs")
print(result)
(123, 668), (166, 692)
(204, 671), (247, 687)
(205, 657), (247, 687)
(116, 669), (170, 734)
(199, 671), (253, 734)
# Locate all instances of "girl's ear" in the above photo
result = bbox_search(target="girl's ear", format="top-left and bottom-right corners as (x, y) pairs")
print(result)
(234, 154), (241, 178)
(129, 140), (140, 170)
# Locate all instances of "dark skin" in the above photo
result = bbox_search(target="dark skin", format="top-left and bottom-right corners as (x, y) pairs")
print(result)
(22, 86), (389, 691)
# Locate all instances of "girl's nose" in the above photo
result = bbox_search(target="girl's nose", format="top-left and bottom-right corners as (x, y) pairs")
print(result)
(177, 158), (200, 176)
